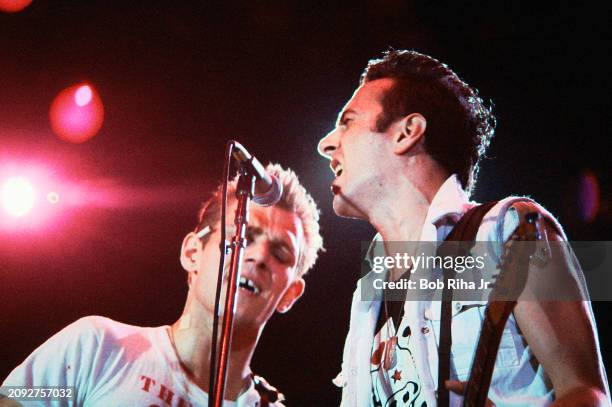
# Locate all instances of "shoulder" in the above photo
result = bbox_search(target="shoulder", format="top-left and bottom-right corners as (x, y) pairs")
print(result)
(65, 315), (117, 334)
(1, 316), (127, 389)
(74, 315), (149, 335)
(476, 196), (566, 242)
(23, 316), (108, 353)
(30, 316), (157, 364)
(70, 316), (169, 359)
(60, 315), (146, 342)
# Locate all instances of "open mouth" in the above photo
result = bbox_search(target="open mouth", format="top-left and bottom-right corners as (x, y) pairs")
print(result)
(332, 163), (343, 178)
(238, 276), (260, 295)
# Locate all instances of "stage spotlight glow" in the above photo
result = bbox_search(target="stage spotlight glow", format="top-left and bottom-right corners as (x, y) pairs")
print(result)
(0, 0), (32, 13)
(1, 176), (36, 217)
(49, 83), (104, 143)
(47, 191), (60, 204)
(74, 85), (92, 106)
(578, 170), (600, 223)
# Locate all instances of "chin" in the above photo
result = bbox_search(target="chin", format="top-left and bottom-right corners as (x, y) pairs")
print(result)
(234, 313), (269, 333)
(332, 193), (368, 220)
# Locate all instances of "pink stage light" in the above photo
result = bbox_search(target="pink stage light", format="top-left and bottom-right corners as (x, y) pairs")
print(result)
(74, 85), (93, 106)
(1, 176), (36, 217)
(49, 83), (104, 144)
(0, 164), (64, 231)
(578, 170), (600, 223)
(47, 191), (60, 204)
(0, 0), (32, 13)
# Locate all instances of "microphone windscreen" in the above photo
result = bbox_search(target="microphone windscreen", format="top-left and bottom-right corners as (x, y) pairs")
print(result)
(252, 175), (283, 207)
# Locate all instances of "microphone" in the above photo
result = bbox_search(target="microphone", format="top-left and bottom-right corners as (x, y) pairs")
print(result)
(231, 141), (283, 206)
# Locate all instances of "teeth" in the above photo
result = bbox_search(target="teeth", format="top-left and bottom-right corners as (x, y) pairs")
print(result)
(333, 164), (343, 177)
(238, 276), (260, 294)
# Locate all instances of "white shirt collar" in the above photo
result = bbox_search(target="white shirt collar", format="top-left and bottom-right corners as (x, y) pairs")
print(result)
(424, 173), (471, 226)
(361, 174), (477, 306)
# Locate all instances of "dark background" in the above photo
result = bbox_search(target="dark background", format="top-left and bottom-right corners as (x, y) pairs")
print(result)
(1, 1), (610, 405)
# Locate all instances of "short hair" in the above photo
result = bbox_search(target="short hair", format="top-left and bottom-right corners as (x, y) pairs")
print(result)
(361, 49), (495, 196)
(195, 163), (323, 278)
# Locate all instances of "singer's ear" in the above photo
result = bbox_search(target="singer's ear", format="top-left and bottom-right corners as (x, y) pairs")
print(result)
(180, 232), (201, 274)
(276, 278), (305, 314)
(392, 113), (426, 155)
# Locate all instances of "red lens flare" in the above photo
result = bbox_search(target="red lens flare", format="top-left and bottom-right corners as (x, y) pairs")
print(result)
(74, 85), (93, 107)
(0, 0), (32, 13)
(49, 83), (104, 143)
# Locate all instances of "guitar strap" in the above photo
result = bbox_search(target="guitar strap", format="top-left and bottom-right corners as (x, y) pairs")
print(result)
(437, 201), (498, 407)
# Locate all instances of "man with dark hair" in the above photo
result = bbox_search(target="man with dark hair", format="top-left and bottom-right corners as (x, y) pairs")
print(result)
(1, 163), (323, 406)
(361, 50), (495, 197)
(318, 49), (609, 406)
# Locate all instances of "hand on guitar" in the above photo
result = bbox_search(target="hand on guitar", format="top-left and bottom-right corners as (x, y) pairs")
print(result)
(445, 380), (496, 407)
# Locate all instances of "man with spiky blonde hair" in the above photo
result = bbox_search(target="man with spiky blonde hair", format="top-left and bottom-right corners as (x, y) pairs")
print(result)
(2, 163), (323, 406)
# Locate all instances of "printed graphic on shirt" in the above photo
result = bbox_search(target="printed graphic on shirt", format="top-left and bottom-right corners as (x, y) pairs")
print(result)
(370, 312), (427, 407)
(139, 374), (194, 407)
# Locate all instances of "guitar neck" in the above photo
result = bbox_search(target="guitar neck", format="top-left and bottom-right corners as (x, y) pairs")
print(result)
(462, 300), (516, 407)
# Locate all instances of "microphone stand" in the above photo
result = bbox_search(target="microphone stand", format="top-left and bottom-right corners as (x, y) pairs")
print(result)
(211, 165), (256, 407)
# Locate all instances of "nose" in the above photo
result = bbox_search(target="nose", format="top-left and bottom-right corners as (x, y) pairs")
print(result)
(317, 128), (339, 160)
(244, 238), (269, 270)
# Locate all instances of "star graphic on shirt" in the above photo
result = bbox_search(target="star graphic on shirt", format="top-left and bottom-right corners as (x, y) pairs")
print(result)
(392, 369), (402, 383)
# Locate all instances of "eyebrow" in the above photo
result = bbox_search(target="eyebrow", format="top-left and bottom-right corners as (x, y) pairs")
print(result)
(247, 225), (298, 262)
(272, 239), (297, 262)
(336, 108), (357, 126)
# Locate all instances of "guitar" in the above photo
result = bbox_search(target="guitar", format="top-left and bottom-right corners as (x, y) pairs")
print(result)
(462, 211), (543, 407)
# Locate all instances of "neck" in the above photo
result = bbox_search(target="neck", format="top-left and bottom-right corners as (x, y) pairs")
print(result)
(169, 307), (260, 401)
(369, 171), (446, 242)
(366, 165), (448, 282)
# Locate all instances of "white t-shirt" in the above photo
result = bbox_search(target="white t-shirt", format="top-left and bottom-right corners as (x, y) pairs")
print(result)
(1, 316), (278, 407)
